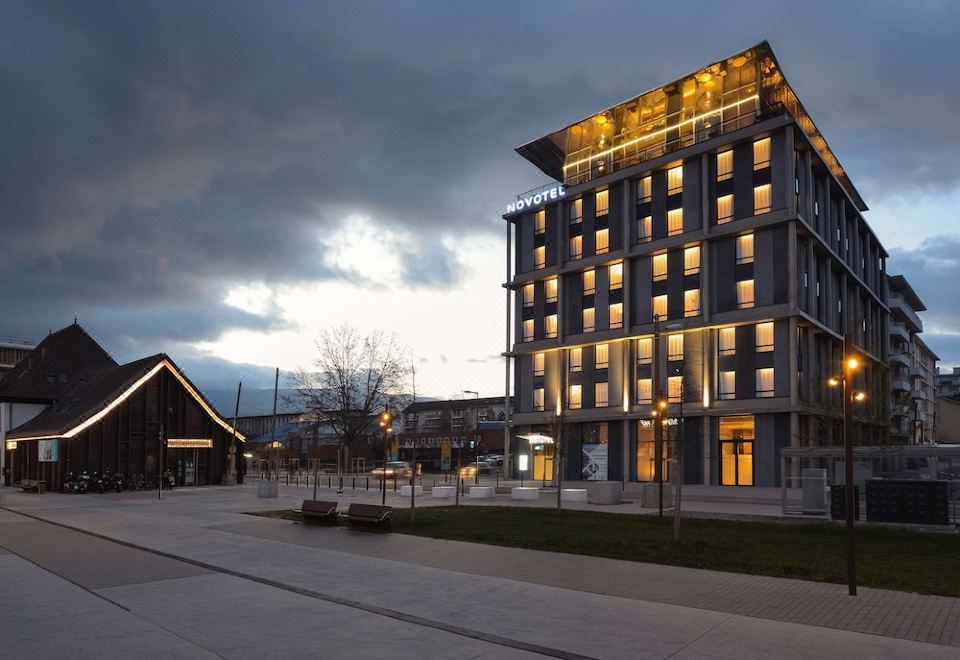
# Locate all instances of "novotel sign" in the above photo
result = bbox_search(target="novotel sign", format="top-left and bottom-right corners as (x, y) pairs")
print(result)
(506, 185), (566, 214)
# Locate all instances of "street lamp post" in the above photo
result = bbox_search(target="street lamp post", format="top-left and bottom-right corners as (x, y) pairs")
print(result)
(380, 409), (392, 506)
(652, 313), (666, 518)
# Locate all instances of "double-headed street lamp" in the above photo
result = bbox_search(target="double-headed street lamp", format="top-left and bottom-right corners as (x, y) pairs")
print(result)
(379, 409), (392, 506)
(828, 344), (867, 596)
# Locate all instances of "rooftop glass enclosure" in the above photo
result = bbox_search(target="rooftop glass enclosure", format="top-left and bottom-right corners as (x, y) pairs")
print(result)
(515, 41), (866, 211)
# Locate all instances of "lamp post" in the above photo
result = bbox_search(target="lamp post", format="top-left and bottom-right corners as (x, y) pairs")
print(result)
(379, 409), (392, 506)
(652, 313), (666, 518)
(828, 337), (866, 596)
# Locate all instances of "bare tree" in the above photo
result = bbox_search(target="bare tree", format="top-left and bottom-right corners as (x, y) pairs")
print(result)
(287, 324), (408, 460)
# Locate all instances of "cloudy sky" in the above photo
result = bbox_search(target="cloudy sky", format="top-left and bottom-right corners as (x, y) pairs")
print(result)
(2, 1), (959, 400)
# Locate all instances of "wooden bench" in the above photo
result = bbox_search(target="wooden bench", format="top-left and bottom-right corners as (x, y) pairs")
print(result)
(339, 502), (392, 530)
(293, 500), (338, 523)
(17, 480), (46, 494)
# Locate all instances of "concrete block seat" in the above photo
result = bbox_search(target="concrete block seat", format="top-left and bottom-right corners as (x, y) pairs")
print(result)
(469, 486), (495, 499)
(400, 485), (423, 497)
(561, 488), (588, 502)
(432, 485), (456, 498)
(511, 487), (539, 500)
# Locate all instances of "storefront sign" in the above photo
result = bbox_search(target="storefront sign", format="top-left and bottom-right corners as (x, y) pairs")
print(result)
(168, 438), (214, 449)
(5, 441), (17, 451)
(38, 439), (58, 462)
(581, 443), (608, 481)
(506, 185), (565, 213)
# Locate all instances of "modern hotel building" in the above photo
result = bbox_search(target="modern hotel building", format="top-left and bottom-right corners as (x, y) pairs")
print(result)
(503, 42), (889, 488)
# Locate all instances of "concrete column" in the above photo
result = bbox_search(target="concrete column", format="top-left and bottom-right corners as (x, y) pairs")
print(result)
(789, 316), (799, 406)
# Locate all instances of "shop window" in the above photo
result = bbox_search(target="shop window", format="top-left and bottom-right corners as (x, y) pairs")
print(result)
(636, 421), (668, 482)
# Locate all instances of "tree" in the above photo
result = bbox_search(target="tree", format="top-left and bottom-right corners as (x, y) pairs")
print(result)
(287, 324), (408, 459)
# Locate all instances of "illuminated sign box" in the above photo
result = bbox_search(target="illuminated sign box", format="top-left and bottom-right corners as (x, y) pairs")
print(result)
(5, 441), (17, 451)
(167, 438), (213, 449)
(506, 185), (565, 213)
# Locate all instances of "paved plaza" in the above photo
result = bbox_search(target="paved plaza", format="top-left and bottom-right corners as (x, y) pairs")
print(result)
(1, 483), (957, 659)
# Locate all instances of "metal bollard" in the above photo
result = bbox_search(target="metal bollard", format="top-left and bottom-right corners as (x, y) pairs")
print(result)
(286, 473), (289, 485)
(393, 476), (397, 492)
(327, 475), (331, 488)
(366, 477), (369, 490)
(352, 476), (356, 490)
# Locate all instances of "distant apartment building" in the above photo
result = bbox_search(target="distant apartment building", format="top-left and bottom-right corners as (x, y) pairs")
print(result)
(0, 335), (35, 377)
(502, 42), (890, 488)
(399, 396), (506, 470)
(938, 367), (960, 399)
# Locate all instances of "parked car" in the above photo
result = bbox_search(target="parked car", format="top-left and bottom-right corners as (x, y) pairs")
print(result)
(371, 461), (413, 479)
(484, 454), (504, 466)
(459, 460), (493, 478)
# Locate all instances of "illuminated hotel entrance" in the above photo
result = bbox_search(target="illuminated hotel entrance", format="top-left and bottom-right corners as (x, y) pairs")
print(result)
(636, 419), (670, 482)
(532, 444), (555, 482)
(719, 416), (754, 486)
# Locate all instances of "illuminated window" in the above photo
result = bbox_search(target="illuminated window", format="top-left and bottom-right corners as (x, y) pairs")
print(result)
(668, 208), (683, 236)
(756, 368), (774, 397)
(754, 184), (771, 214)
(595, 190), (609, 216)
(736, 233), (754, 264)
(595, 344), (609, 369)
(755, 322), (774, 352)
(609, 263), (623, 290)
(534, 246), (545, 270)
(637, 337), (652, 365)
(638, 215), (652, 243)
(638, 175), (652, 202)
(570, 235), (583, 260)
(717, 150), (733, 181)
(609, 303), (623, 329)
(535, 209), (546, 235)
(637, 378), (652, 403)
(753, 138), (771, 170)
(718, 327), (736, 356)
(652, 294), (668, 319)
(668, 333), (683, 361)
(719, 371), (736, 400)
(545, 277), (558, 303)
(533, 352), (545, 376)
(570, 347), (582, 372)
(522, 319), (534, 342)
(667, 166), (683, 195)
(523, 283), (534, 307)
(533, 388), (544, 411)
(668, 375), (683, 402)
(583, 269), (595, 295)
(737, 280), (755, 309)
(717, 194), (734, 224)
(595, 382), (609, 408)
(652, 253), (668, 282)
(570, 198), (582, 223)
(595, 228), (609, 255)
(684, 246), (700, 275)
(569, 384), (582, 409)
(583, 307), (595, 332)
(684, 289), (700, 317)
(545, 314), (558, 338)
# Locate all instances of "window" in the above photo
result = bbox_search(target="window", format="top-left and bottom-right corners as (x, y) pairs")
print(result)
(684, 289), (700, 317)
(668, 208), (683, 236)
(545, 314), (558, 338)
(570, 235), (582, 259)
(638, 176), (652, 202)
(568, 347), (584, 374)
(717, 194), (734, 224)
(652, 253), (668, 282)
(570, 198), (582, 223)
(533, 388), (544, 411)
(652, 294), (668, 319)
(717, 150), (733, 181)
(533, 352), (545, 376)
(668, 375), (683, 403)
(545, 277), (558, 303)
(595, 344), (609, 369)
(756, 368), (774, 397)
(668, 333), (684, 361)
(583, 307), (595, 332)
(684, 246), (700, 275)
(638, 215), (652, 242)
(637, 378), (652, 404)
(667, 165), (683, 195)
(595, 190), (609, 216)
(754, 184), (771, 214)
(753, 138), (770, 170)
(609, 263), (623, 290)
(523, 283), (534, 307)
(719, 371), (736, 400)
(755, 322), (774, 352)
(718, 327), (736, 356)
(534, 246), (545, 270)
(595, 228), (609, 255)
(736, 280), (755, 309)
(637, 337), (652, 365)
(736, 233), (754, 264)
(609, 303), (623, 329)
(522, 319), (534, 342)
(583, 269), (596, 295)
(595, 382), (609, 408)
(814, 200), (820, 217)
(535, 209), (546, 235)
(569, 384), (582, 409)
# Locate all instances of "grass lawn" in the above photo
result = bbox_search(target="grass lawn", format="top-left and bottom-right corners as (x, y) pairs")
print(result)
(248, 506), (960, 597)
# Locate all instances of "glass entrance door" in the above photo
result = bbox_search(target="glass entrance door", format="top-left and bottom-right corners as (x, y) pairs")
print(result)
(184, 451), (196, 486)
(720, 440), (753, 486)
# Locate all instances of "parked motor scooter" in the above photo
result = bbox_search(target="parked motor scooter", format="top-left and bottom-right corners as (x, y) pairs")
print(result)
(162, 469), (176, 490)
(76, 470), (91, 493)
